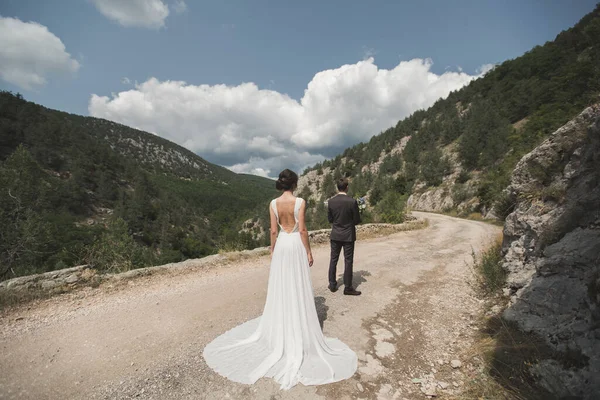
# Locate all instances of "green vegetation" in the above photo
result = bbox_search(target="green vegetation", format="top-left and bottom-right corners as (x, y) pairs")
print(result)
(471, 237), (506, 295)
(373, 192), (406, 223)
(0, 91), (277, 280)
(302, 5), (600, 220)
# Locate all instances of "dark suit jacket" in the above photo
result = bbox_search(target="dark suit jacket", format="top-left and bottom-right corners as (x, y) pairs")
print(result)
(327, 193), (361, 242)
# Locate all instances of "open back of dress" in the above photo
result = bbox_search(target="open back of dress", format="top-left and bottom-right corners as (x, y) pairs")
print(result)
(203, 197), (357, 390)
(273, 197), (300, 233)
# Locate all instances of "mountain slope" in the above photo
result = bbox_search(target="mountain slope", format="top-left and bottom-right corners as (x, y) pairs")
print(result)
(298, 4), (600, 224)
(67, 114), (237, 182)
(0, 91), (277, 280)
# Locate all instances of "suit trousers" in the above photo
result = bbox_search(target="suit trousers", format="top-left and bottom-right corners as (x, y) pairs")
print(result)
(328, 240), (355, 288)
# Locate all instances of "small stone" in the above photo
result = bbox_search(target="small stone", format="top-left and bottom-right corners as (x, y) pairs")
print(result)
(358, 354), (384, 376)
(490, 305), (502, 314)
(452, 381), (459, 387)
(420, 382), (437, 397)
(65, 273), (79, 284)
(377, 383), (394, 399)
(411, 378), (422, 384)
(357, 383), (364, 392)
(41, 280), (58, 290)
(436, 359), (444, 365)
(450, 359), (462, 369)
(375, 341), (396, 358)
(438, 381), (449, 389)
(7, 280), (21, 289)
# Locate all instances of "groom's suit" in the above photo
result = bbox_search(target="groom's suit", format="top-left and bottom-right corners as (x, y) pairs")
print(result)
(327, 193), (361, 289)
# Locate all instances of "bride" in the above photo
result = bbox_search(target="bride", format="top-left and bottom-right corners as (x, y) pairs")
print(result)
(203, 169), (357, 390)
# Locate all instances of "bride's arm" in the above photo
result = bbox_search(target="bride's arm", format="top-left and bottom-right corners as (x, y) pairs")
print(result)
(297, 200), (314, 267)
(269, 204), (278, 257)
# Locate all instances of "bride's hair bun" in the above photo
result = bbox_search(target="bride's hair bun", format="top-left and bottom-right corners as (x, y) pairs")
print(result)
(276, 169), (298, 191)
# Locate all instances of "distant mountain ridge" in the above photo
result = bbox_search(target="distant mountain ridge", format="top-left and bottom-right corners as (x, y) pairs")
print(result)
(61, 113), (238, 182)
(0, 92), (276, 280)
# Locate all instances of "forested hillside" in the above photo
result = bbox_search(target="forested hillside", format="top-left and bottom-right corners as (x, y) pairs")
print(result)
(0, 92), (277, 280)
(299, 4), (600, 225)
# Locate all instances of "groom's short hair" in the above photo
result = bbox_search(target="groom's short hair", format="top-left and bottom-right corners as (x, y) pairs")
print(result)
(337, 177), (349, 192)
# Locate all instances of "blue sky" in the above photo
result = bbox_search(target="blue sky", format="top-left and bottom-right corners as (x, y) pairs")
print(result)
(0, 0), (597, 176)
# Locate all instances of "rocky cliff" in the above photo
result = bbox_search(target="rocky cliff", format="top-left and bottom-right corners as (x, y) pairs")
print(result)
(501, 105), (600, 398)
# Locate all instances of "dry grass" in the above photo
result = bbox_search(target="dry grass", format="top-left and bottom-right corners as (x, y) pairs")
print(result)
(0, 290), (48, 309)
(357, 218), (429, 241)
(433, 209), (505, 226)
(464, 212), (505, 226)
(459, 314), (556, 400)
(219, 248), (270, 263)
(512, 117), (529, 131)
(461, 239), (555, 399)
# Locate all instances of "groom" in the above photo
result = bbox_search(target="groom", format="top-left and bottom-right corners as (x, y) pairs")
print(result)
(327, 178), (362, 296)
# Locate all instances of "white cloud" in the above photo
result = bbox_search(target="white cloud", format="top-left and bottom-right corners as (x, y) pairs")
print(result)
(89, 58), (484, 177)
(228, 152), (326, 179)
(0, 16), (80, 90)
(91, 0), (170, 29)
(230, 165), (272, 179)
(477, 63), (496, 76)
(292, 58), (477, 150)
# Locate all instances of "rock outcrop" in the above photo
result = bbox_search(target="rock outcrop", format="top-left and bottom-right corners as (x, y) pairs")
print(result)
(0, 265), (98, 295)
(407, 186), (455, 212)
(501, 105), (600, 398)
(406, 180), (482, 216)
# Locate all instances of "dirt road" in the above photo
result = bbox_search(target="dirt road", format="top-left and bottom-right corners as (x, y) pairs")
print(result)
(0, 212), (500, 400)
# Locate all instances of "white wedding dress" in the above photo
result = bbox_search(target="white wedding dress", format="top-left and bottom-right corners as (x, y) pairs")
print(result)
(203, 197), (357, 390)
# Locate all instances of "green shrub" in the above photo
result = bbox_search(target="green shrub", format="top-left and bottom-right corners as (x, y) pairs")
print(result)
(494, 191), (517, 221)
(541, 182), (567, 203)
(419, 148), (451, 187)
(85, 218), (151, 273)
(374, 192), (406, 223)
(472, 237), (506, 295)
(452, 183), (471, 204)
(456, 169), (470, 184)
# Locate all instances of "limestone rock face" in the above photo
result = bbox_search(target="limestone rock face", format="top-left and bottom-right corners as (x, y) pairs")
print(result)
(501, 105), (600, 398)
(407, 187), (454, 212)
(407, 180), (481, 216)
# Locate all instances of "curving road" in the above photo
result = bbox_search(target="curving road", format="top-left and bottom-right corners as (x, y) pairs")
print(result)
(0, 212), (500, 400)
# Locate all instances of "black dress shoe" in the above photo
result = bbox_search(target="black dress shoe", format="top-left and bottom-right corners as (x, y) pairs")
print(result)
(344, 287), (361, 296)
(328, 283), (338, 292)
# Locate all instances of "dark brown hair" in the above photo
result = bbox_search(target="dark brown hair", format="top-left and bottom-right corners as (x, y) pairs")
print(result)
(337, 177), (349, 191)
(276, 169), (298, 191)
